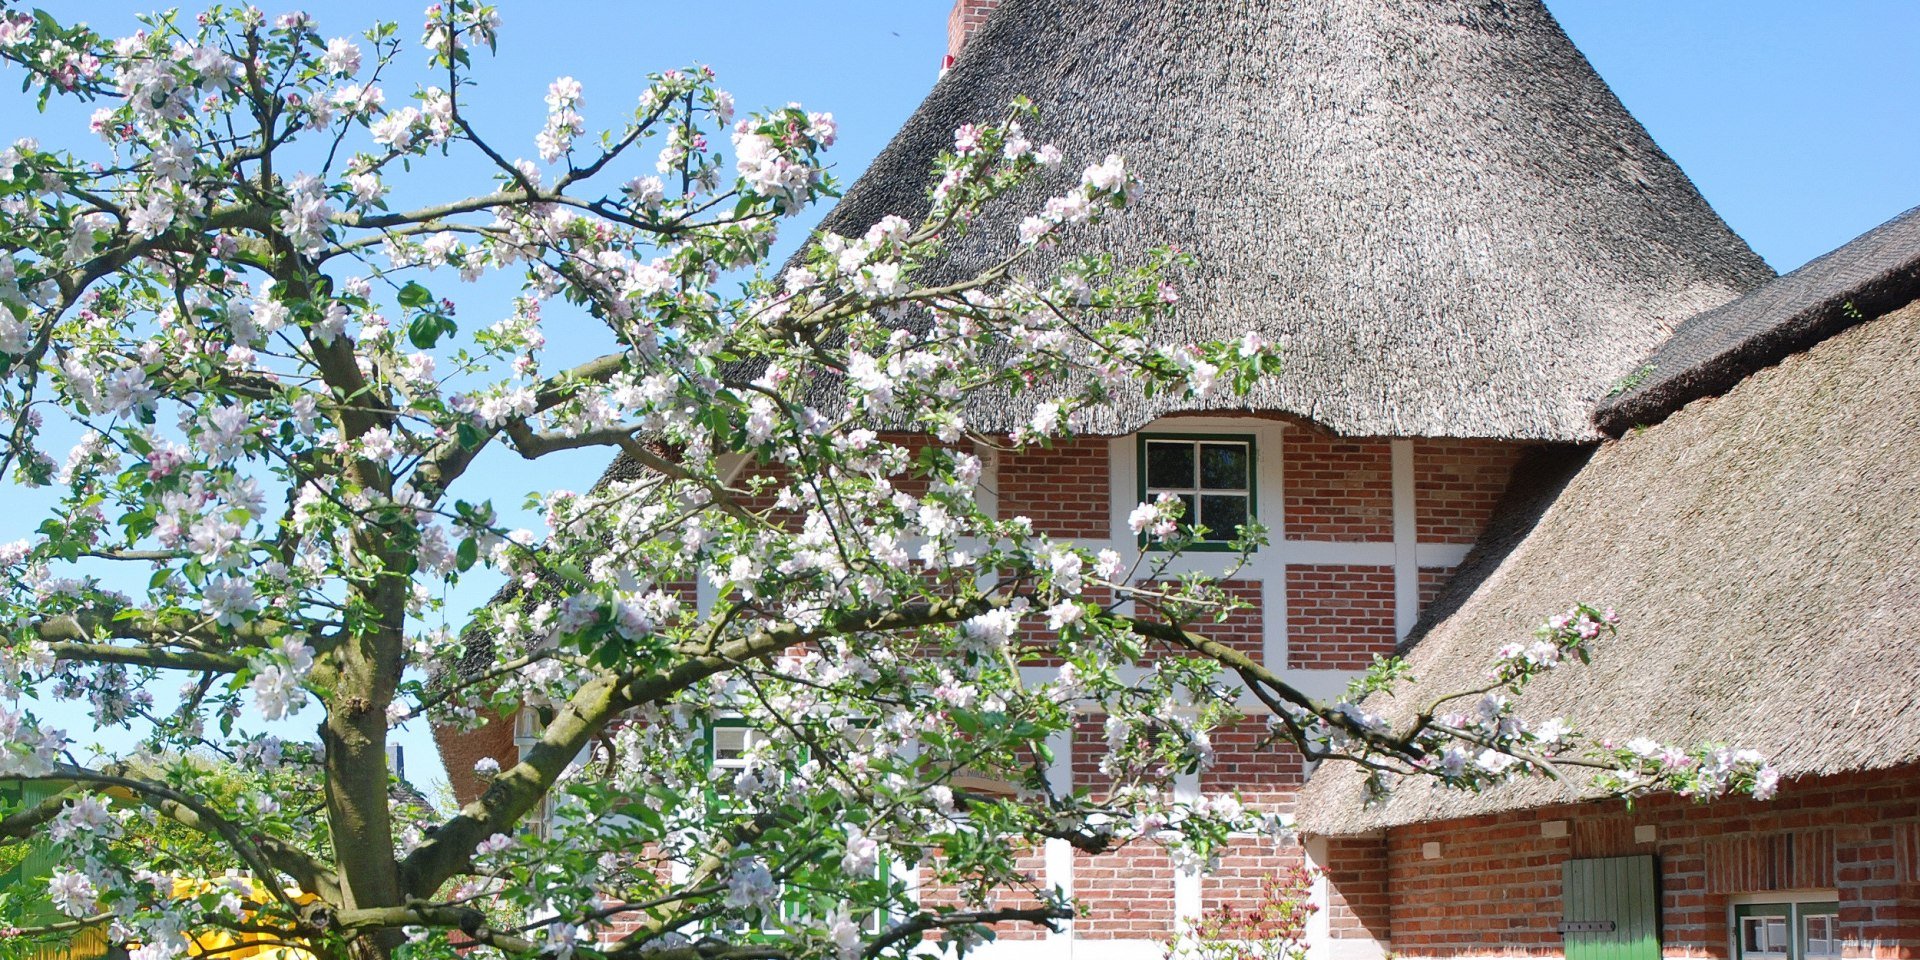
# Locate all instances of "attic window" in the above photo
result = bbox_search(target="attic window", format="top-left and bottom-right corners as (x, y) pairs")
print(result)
(1138, 435), (1255, 549)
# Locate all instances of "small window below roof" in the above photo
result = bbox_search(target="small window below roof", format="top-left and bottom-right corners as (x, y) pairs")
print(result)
(1733, 900), (1841, 960)
(1138, 434), (1256, 549)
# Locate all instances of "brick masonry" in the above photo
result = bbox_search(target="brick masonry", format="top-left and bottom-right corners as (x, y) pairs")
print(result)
(1418, 565), (1458, 614)
(916, 847), (1052, 942)
(1206, 838), (1311, 917)
(1202, 716), (1306, 810)
(1075, 845), (1177, 938)
(1319, 765), (1920, 959)
(998, 438), (1111, 538)
(1137, 577), (1267, 662)
(1413, 439), (1524, 543)
(1286, 564), (1397, 669)
(947, 0), (1001, 58)
(1285, 433), (1394, 542)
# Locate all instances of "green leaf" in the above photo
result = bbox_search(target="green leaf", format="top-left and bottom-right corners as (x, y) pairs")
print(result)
(407, 313), (442, 349)
(396, 281), (432, 309)
(455, 537), (478, 572)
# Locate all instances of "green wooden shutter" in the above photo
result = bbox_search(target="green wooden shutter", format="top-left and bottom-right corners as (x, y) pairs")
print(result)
(1563, 855), (1661, 960)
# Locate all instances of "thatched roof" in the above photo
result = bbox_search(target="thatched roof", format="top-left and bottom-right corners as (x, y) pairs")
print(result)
(1294, 289), (1920, 835)
(1596, 204), (1920, 434)
(775, 0), (1770, 440)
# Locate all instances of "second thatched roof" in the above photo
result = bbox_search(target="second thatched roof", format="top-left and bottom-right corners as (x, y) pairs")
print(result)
(1294, 235), (1920, 835)
(798, 0), (1771, 440)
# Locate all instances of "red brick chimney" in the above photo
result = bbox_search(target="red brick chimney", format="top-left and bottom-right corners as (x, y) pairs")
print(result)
(947, 0), (1001, 61)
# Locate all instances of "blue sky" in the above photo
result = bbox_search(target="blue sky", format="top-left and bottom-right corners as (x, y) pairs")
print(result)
(12, 1), (1915, 799)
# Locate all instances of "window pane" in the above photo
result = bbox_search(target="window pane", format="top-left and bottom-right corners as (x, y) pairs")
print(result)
(1200, 494), (1247, 540)
(1200, 443), (1249, 490)
(1805, 913), (1840, 958)
(1146, 442), (1195, 489)
(713, 726), (751, 765)
(1743, 917), (1789, 956)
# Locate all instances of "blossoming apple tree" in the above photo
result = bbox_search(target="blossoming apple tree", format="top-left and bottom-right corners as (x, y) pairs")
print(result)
(0, 4), (1777, 960)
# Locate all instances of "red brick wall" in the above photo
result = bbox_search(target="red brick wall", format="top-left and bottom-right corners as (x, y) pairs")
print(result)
(1333, 765), (1920, 959)
(1419, 565), (1457, 614)
(1075, 845), (1177, 938)
(1202, 717), (1305, 808)
(947, 0), (1001, 58)
(1323, 834), (1393, 944)
(1138, 578), (1266, 662)
(916, 847), (1051, 941)
(1286, 433), (1393, 541)
(1073, 718), (1111, 796)
(1413, 440), (1524, 543)
(998, 438), (1110, 538)
(1206, 838), (1310, 915)
(1286, 564), (1397, 669)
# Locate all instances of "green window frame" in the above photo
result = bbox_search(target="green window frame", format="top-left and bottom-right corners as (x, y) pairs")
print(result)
(1136, 433), (1257, 551)
(1734, 901), (1842, 960)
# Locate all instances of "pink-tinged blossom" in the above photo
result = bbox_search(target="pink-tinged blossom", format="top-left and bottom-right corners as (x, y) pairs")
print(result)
(203, 576), (259, 626)
(329, 83), (384, 115)
(840, 824), (878, 874)
(321, 37), (361, 75)
(544, 76), (583, 111)
(347, 172), (384, 205)
(358, 426), (398, 460)
(1127, 502), (1158, 536)
(47, 868), (98, 918)
(724, 857), (776, 909)
(280, 173), (335, 253)
(371, 107), (420, 149)
(128, 194), (176, 238)
(1029, 400), (1063, 436)
(49, 795), (114, 842)
(1045, 601), (1084, 631)
(201, 404), (252, 461)
(0, 15), (31, 48)
(806, 110), (836, 146)
(622, 175), (665, 209)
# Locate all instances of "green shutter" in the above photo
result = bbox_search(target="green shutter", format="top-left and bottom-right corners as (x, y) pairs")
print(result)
(1563, 855), (1660, 960)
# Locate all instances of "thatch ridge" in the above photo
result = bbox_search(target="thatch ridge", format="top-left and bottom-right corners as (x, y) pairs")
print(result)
(1294, 295), (1920, 836)
(1596, 204), (1920, 434)
(789, 0), (1770, 440)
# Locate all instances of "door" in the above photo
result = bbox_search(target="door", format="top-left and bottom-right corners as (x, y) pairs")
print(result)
(1563, 855), (1661, 960)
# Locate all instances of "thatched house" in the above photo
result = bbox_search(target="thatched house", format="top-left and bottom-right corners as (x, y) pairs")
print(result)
(431, 1), (1920, 957)
(1293, 207), (1920, 960)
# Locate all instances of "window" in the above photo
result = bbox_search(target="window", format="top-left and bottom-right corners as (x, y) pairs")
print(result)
(710, 721), (768, 771)
(1735, 901), (1841, 960)
(1138, 434), (1255, 549)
